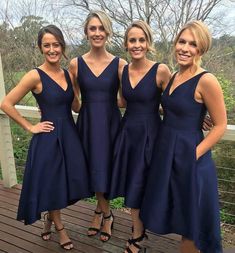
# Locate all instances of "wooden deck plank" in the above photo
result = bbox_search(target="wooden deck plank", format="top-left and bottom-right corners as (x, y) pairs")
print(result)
(0, 229), (59, 253)
(0, 207), (119, 253)
(224, 249), (235, 253)
(0, 181), (180, 252)
(0, 181), (232, 252)
(0, 238), (30, 253)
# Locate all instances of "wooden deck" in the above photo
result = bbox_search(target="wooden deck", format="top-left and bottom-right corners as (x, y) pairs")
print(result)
(0, 181), (233, 253)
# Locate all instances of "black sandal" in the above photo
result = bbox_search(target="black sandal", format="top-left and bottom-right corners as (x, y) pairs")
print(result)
(56, 226), (73, 251)
(100, 210), (114, 242)
(127, 229), (148, 247)
(41, 213), (53, 241)
(125, 241), (146, 253)
(87, 210), (103, 236)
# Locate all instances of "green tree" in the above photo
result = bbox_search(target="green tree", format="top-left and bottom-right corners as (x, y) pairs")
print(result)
(13, 15), (48, 71)
(0, 16), (48, 104)
(216, 75), (235, 123)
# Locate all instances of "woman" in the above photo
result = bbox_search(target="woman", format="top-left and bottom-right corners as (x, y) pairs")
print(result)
(140, 20), (226, 253)
(0, 25), (91, 250)
(108, 21), (171, 253)
(69, 10), (126, 242)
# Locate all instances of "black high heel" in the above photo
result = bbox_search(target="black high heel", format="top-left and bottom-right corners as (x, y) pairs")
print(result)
(87, 210), (103, 236)
(41, 213), (53, 241)
(125, 242), (146, 253)
(56, 225), (73, 251)
(100, 210), (114, 242)
(127, 229), (148, 246)
(125, 229), (148, 253)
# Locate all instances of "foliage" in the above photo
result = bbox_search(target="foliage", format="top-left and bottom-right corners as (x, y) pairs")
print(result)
(110, 197), (125, 209)
(12, 15), (48, 70)
(0, 16), (47, 92)
(220, 209), (235, 225)
(217, 75), (235, 113)
(10, 120), (36, 183)
(213, 140), (235, 225)
(85, 197), (124, 209)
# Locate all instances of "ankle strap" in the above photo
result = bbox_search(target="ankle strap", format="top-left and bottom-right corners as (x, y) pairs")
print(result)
(103, 210), (113, 219)
(55, 225), (64, 232)
(94, 210), (102, 215)
(128, 231), (148, 244)
(132, 242), (142, 249)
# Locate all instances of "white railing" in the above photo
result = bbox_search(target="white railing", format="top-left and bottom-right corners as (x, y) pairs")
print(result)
(0, 53), (17, 187)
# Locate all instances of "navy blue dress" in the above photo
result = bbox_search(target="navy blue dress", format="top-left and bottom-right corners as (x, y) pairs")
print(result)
(108, 63), (162, 208)
(17, 68), (91, 225)
(76, 56), (122, 193)
(140, 72), (222, 253)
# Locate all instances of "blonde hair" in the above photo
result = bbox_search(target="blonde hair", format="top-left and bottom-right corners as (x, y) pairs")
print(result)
(84, 10), (113, 42)
(174, 20), (212, 66)
(124, 20), (155, 53)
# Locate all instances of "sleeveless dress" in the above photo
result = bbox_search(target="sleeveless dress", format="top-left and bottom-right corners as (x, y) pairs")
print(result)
(76, 56), (122, 193)
(140, 72), (222, 253)
(108, 63), (162, 208)
(17, 68), (92, 225)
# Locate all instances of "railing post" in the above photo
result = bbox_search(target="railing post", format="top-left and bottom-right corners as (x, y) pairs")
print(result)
(0, 53), (17, 187)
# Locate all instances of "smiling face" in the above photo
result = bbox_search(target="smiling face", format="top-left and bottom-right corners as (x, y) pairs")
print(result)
(40, 33), (62, 64)
(86, 17), (107, 48)
(126, 27), (148, 60)
(175, 28), (200, 68)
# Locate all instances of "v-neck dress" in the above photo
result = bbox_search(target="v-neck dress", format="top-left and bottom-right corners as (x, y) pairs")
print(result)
(76, 56), (121, 193)
(108, 63), (162, 208)
(17, 68), (92, 225)
(140, 72), (222, 253)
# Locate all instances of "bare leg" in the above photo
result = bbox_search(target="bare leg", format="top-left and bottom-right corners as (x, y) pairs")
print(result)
(87, 201), (103, 236)
(41, 212), (53, 240)
(97, 192), (114, 242)
(50, 210), (73, 250)
(180, 237), (200, 253)
(131, 209), (144, 238)
(125, 208), (146, 253)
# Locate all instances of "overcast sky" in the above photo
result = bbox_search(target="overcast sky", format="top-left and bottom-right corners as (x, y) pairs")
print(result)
(0, 0), (235, 40)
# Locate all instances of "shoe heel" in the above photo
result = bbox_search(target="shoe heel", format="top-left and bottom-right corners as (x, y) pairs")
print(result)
(100, 210), (114, 242)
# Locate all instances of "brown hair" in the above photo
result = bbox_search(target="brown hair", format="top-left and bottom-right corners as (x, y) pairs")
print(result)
(37, 24), (67, 59)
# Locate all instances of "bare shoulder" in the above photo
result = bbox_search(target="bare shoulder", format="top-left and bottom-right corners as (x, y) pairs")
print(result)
(69, 57), (78, 75)
(117, 58), (127, 82)
(199, 72), (221, 91)
(10, 69), (41, 93)
(22, 69), (40, 85)
(156, 63), (171, 90)
(69, 57), (78, 68)
(118, 58), (128, 69)
(27, 68), (40, 77)
(158, 63), (171, 75)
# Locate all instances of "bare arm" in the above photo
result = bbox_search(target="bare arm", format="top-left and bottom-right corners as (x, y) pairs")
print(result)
(156, 63), (171, 91)
(0, 70), (54, 133)
(156, 63), (171, 115)
(195, 73), (227, 159)
(69, 57), (81, 113)
(117, 58), (127, 108)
